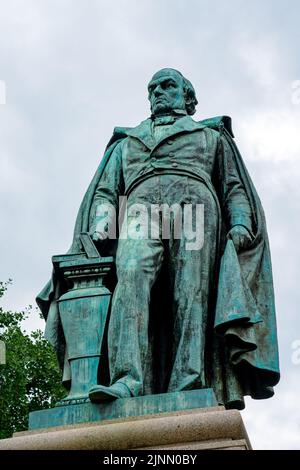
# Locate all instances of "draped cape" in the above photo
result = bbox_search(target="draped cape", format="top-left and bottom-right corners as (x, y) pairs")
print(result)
(36, 116), (280, 409)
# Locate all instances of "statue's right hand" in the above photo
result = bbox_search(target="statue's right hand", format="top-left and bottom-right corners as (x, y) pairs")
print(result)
(91, 230), (107, 242)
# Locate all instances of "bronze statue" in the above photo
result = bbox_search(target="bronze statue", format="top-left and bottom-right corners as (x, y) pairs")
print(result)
(37, 69), (280, 410)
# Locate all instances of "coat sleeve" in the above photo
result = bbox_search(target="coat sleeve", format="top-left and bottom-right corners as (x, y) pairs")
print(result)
(89, 140), (125, 233)
(214, 132), (253, 235)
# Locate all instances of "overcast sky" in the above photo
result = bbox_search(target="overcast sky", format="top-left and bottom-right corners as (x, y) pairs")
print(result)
(0, 0), (300, 449)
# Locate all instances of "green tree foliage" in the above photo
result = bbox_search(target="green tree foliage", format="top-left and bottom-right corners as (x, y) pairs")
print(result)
(0, 281), (66, 439)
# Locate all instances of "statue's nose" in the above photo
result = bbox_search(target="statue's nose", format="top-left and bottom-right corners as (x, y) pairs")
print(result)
(153, 85), (163, 97)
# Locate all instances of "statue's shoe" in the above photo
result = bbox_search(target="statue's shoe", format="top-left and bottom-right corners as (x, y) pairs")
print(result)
(89, 382), (131, 403)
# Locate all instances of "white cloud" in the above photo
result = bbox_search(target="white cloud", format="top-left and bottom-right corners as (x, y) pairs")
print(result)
(243, 371), (300, 449)
(237, 109), (300, 163)
(0, 0), (300, 449)
(236, 34), (284, 90)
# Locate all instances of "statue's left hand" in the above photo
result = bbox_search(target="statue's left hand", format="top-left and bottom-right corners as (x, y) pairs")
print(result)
(228, 225), (253, 252)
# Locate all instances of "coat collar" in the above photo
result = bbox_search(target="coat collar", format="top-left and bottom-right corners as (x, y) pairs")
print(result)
(126, 115), (206, 150)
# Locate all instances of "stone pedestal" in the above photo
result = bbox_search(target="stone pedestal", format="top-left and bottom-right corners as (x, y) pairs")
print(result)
(0, 406), (251, 450)
(28, 388), (217, 430)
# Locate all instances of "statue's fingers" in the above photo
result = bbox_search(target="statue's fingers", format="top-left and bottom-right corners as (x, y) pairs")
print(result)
(231, 233), (239, 248)
(239, 234), (250, 250)
(99, 232), (107, 240)
(241, 234), (250, 247)
(239, 235), (245, 246)
(92, 232), (100, 241)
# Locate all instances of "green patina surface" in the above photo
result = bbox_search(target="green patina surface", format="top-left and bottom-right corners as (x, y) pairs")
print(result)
(29, 389), (217, 430)
(36, 69), (280, 427)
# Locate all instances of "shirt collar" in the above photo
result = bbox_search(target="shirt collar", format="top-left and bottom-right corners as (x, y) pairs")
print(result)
(152, 109), (187, 126)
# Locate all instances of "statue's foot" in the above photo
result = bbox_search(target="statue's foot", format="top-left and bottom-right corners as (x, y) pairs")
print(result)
(89, 382), (131, 403)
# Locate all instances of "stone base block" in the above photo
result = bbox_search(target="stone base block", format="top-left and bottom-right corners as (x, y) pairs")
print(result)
(0, 406), (251, 450)
(28, 388), (217, 431)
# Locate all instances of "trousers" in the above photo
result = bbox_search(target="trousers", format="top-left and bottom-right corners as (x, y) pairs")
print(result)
(107, 174), (218, 395)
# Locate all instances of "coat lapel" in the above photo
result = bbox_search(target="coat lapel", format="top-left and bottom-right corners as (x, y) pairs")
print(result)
(126, 119), (155, 149)
(126, 116), (206, 151)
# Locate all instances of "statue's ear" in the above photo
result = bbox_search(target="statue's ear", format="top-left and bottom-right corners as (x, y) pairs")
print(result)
(183, 80), (198, 116)
(184, 90), (195, 115)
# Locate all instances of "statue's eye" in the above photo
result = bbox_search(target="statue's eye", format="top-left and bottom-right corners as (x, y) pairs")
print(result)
(166, 81), (176, 88)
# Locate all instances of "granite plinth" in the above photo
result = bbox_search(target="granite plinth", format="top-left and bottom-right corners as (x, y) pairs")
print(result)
(0, 406), (251, 450)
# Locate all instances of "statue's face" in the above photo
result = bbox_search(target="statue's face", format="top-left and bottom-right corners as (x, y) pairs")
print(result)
(148, 69), (186, 116)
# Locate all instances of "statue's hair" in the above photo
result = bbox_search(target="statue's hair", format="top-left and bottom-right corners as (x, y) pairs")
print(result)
(180, 73), (198, 116)
(150, 68), (198, 115)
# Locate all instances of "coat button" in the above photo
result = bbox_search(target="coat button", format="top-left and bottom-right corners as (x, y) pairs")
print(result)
(169, 152), (175, 157)
(167, 139), (173, 145)
(172, 162), (178, 168)
(151, 157), (156, 162)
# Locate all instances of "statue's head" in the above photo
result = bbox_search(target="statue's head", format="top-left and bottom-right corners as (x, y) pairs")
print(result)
(148, 68), (198, 117)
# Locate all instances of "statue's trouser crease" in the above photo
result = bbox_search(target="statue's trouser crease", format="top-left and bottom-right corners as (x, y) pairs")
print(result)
(107, 175), (218, 396)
